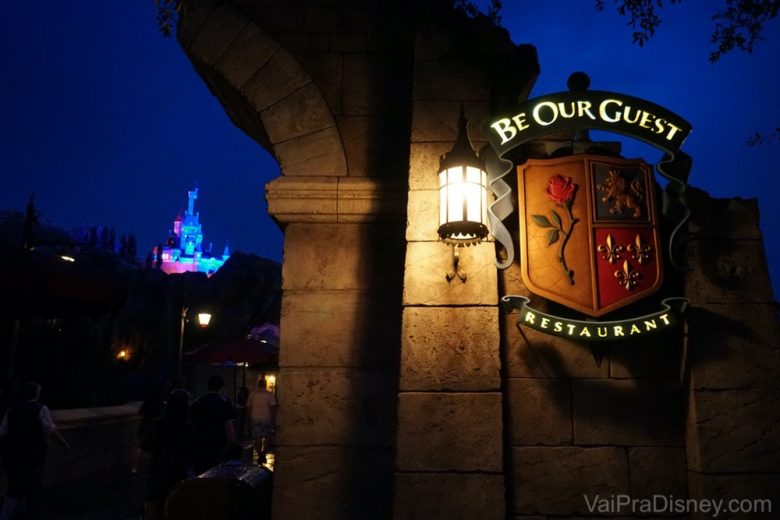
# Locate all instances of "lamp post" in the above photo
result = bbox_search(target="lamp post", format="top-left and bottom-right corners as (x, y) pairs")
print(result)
(177, 307), (211, 380)
(437, 104), (490, 281)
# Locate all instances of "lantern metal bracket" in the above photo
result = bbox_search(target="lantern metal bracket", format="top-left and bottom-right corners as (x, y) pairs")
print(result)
(445, 245), (467, 282)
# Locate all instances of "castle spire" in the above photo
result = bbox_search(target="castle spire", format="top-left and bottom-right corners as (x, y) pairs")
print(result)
(187, 184), (198, 216)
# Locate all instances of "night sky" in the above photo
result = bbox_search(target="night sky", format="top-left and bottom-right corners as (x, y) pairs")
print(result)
(1, 2), (778, 296)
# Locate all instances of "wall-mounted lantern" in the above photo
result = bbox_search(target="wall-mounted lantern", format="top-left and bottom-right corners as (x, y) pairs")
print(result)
(437, 105), (489, 282)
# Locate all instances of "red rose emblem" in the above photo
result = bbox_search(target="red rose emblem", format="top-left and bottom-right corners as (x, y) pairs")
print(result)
(546, 175), (576, 205)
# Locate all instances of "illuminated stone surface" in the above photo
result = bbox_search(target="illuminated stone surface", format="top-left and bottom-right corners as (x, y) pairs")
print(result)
(408, 142), (450, 191)
(405, 190), (438, 242)
(402, 241), (498, 306)
(400, 306), (499, 391)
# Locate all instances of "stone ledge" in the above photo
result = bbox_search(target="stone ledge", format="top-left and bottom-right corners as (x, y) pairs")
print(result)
(266, 176), (406, 223)
(51, 401), (142, 429)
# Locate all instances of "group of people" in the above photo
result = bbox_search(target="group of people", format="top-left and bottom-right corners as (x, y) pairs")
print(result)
(0, 375), (277, 519)
(135, 374), (277, 519)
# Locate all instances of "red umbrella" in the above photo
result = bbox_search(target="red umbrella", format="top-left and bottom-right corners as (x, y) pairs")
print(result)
(184, 337), (279, 365)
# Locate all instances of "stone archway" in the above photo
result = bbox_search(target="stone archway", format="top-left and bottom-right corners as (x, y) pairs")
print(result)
(179, 2), (347, 177)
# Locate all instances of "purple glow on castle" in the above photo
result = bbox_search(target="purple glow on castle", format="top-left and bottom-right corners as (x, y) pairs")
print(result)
(156, 186), (229, 275)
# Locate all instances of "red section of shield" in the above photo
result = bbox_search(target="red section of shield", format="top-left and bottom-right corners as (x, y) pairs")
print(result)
(594, 227), (662, 310)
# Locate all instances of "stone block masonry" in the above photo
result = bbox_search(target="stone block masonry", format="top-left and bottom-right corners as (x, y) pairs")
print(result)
(179, 1), (780, 518)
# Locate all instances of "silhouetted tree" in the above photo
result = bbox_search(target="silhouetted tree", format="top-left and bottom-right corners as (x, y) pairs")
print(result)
(89, 226), (97, 248)
(155, 244), (164, 269)
(128, 233), (138, 258)
(23, 194), (40, 250)
(120, 234), (128, 257)
(108, 228), (116, 253)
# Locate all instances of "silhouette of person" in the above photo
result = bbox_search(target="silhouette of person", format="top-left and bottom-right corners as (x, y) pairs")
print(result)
(235, 386), (250, 441)
(136, 389), (194, 520)
(190, 375), (235, 474)
(0, 382), (69, 520)
(248, 377), (277, 461)
(132, 386), (166, 476)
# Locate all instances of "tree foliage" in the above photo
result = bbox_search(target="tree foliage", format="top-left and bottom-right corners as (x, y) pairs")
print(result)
(155, 0), (180, 37)
(454, 0), (504, 25)
(596, 0), (779, 62)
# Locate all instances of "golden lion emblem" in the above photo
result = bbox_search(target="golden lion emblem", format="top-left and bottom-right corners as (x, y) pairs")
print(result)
(597, 169), (644, 218)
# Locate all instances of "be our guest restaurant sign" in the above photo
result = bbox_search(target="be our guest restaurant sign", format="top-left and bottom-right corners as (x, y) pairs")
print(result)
(485, 84), (692, 342)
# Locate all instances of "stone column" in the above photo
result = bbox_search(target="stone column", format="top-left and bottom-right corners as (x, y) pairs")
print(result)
(267, 177), (407, 519)
(392, 29), (505, 519)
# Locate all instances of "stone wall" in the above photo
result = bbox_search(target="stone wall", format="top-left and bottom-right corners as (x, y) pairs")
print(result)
(393, 22), (505, 519)
(0, 402), (141, 491)
(683, 189), (780, 514)
(179, 2), (779, 519)
(180, 2), (414, 518)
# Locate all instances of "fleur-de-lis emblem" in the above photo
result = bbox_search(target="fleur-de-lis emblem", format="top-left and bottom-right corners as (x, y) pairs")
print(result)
(614, 260), (640, 291)
(597, 234), (624, 264)
(627, 234), (653, 265)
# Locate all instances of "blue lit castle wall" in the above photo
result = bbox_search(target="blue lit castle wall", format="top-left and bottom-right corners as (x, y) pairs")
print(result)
(157, 186), (229, 275)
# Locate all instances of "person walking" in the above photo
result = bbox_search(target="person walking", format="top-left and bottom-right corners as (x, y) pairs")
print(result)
(248, 377), (277, 462)
(0, 382), (69, 520)
(136, 389), (194, 520)
(190, 375), (235, 474)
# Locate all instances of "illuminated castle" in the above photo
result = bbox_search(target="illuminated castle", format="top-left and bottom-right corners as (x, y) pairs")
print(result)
(156, 185), (229, 275)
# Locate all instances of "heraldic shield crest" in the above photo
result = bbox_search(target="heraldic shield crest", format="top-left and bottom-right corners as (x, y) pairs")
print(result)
(518, 155), (663, 317)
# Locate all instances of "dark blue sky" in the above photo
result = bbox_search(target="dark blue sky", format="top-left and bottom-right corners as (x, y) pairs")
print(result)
(1, 2), (778, 295)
